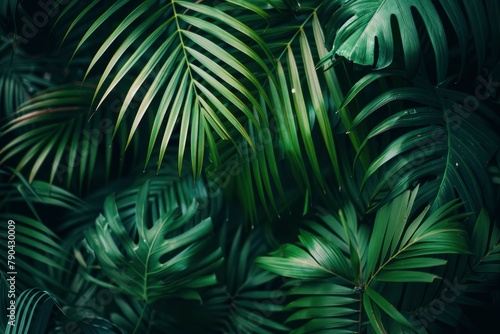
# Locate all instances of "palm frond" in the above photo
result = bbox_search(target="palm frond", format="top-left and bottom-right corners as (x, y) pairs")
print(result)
(400, 209), (500, 333)
(0, 173), (85, 296)
(206, 1), (354, 222)
(0, 0), (22, 20)
(256, 185), (470, 332)
(109, 295), (154, 334)
(1, 274), (62, 334)
(346, 72), (499, 218)
(0, 83), (146, 193)
(61, 0), (277, 177)
(0, 37), (51, 118)
(187, 223), (288, 333)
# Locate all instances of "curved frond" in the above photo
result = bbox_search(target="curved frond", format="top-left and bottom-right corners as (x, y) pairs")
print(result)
(256, 185), (470, 332)
(63, 0), (276, 176)
(0, 83), (144, 192)
(1, 275), (62, 334)
(347, 73), (499, 218)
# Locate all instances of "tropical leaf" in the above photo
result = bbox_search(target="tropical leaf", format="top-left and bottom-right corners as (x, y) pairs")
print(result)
(0, 213), (74, 294)
(320, 0), (500, 81)
(1, 1), (499, 333)
(257, 185), (470, 332)
(0, 172), (86, 296)
(346, 73), (499, 218)
(83, 179), (223, 304)
(402, 209), (500, 333)
(60, 0), (278, 177)
(109, 295), (154, 334)
(0, 83), (146, 192)
(159, 222), (289, 333)
(0, 0), (17, 18)
(205, 1), (355, 222)
(0, 37), (51, 118)
(62, 170), (226, 333)
(209, 223), (288, 333)
(56, 280), (127, 334)
(1, 274), (62, 334)
(268, 11), (342, 191)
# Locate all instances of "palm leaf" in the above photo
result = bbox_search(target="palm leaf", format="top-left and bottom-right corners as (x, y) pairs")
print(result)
(0, 213), (74, 293)
(1, 274), (62, 334)
(402, 209), (500, 332)
(347, 73), (499, 218)
(109, 295), (153, 334)
(264, 4), (347, 190)
(0, 83), (145, 192)
(206, 1), (355, 222)
(0, 0), (17, 18)
(61, 0), (276, 177)
(0, 174), (86, 296)
(257, 185), (470, 332)
(0, 38), (51, 118)
(211, 223), (288, 333)
(161, 222), (289, 333)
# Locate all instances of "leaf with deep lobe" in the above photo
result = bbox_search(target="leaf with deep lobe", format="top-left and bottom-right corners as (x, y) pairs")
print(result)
(84, 181), (222, 303)
(320, 0), (492, 81)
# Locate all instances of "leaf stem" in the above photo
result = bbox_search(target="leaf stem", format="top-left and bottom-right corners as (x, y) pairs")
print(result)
(132, 302), (148, 334)
(358, 291), (364, 334)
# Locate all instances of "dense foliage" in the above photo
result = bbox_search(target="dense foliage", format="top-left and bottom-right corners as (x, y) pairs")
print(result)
(1, 0), (499, 333)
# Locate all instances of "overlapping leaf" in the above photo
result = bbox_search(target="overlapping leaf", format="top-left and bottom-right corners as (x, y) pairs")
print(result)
(0, 84), (143, 192)
(346, 72), (499, 218)
(163, 223), (289, 333)
(203, 2), (350, 222)
(266, 8), (343, 191)
(84, 179), (223, 303)
(63, 0), (277, 177)
(400, 209), (500, 333)
(257, 186), (470, 332)
(320, 0), (500, 81)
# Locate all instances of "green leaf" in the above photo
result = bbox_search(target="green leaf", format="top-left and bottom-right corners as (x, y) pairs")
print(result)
(66, 0), (276, 175)
(320, 0), (493, 81)
(365, 287), (411, 328)
(363, 292), (386, 334)
(1, 276), (61, 334)
(375, 270), (438, 283)
(84, 180), (223, 303)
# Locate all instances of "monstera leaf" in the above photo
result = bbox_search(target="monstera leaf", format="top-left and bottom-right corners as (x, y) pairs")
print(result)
(256, 185), (470, 333)
(83, 180), (223, 304)
(320, 0), (500, 81)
